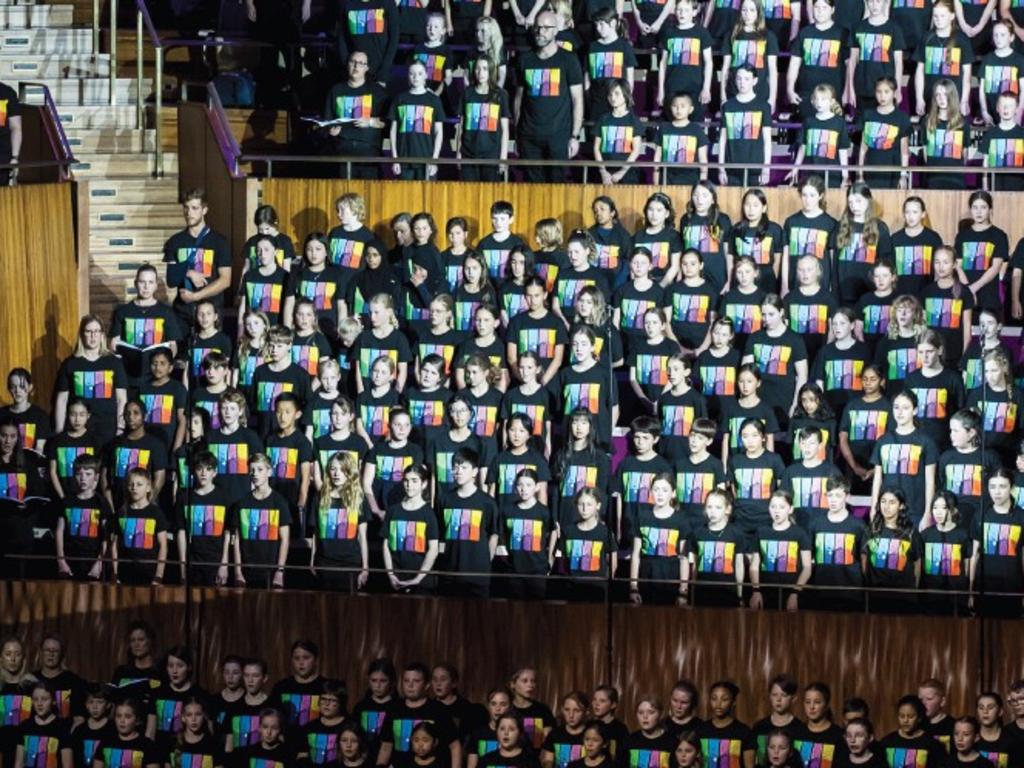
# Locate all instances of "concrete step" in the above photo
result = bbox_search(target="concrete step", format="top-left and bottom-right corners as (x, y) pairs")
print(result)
(0, 5), (73, 27)
(0, 28), (92, 54)
(57, 104), (137, 129)
(66, 128), (154, 152)
(71, 151), (178, 178)
(86, 178), (179, 204)
(89, 230), (176, 251)
(0, 53), (109, 78)
(22, 77), (151, 106)
(89, 202), (181, 229)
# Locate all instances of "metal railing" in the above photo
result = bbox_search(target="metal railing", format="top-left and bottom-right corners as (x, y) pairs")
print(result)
(16, 83), (77, 180)
(3, 551), (1012, 618)
(206, 81), (243, 178)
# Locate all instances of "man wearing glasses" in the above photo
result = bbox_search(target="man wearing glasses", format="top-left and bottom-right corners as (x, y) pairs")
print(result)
(513, 10), (585, 183)
(323, 52), (389, 179)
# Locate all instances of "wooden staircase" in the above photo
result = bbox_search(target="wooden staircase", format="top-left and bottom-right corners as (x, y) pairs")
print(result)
(1, 0), (181, 321)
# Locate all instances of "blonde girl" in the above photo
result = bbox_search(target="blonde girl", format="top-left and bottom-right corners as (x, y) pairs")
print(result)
(311, 451), (369, 591)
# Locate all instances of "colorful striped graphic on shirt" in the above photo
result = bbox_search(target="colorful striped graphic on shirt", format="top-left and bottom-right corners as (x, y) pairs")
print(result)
(408, 398), (446, 428)
(562, 382), (602, 414)
(836, 232), (877, 263)
(886, 347), (919, 381)
(660, 404), (696, 437)
(231, 714), (262, 747)
(805, 128), (839, 160)
(141, 393), (174, 425)
(566, 539), (603, 572)
(986, 137), (1024, 168)
(860, 304), (889, 336)
(909, 387), (948, 419)
(186, 504), (226, 537)
(884, 748), (930, 767)
(724, 109), (763, 140)
(983, 65), (1019, 96)
(698, 364), (736, 396)
(847, 409), (888, 441)
(517, 327), (559, 357)
(73, 370), (114, 398)
(267, 446), (300, 480)
(926, 127), (963, 159)
(960, 240), (996, 271)
(0, 472), (26, 501)
(676, 471), (715, 504)
(101, 747), (145, 767)
(318, 506), (359, 540)
(247, 282), (282, 313)
(347, 7), (384, 33)
(700, 738), (742, 768)
(924, 45), (961, 75)
(112, 447), (151, 478)
(510, 403), (547, 436)
(414, 52), (447, 81)
(66, 506), (101, 537)
(376, 454), (412, 482)
(803, 36), (839, 66)
(0, 694), (32, 726)
(589, 50), (624, 78)
(923, 541), (962, 576)
(238, 507), (281, 541)
(731, 38), (766, 68)
(867, 537), (910, 571)
(443, 507), (483, 541)
(291, 344), (321, 377)
(524, 68), (561, 96)
(721, 302), (762, 334)
(855, 32), (891, 62)
(824, 359), (863, 391)
(56, 445), (94, 477)
(794, 740), (836, 768)
(980, 401), (1018, 433)
(595, 244), (621, 271)
(622, 471), (655, 504)
(978, 750), (1010, 768)
(791, 476), (827, 509)
(682, 224), (719, 254)
(119, 516), (156, 549)
(734, 467), (774, 500)
(788, 226), (829, 259)
(470, 404), (498, 437)
(123, 317), (165, 346)
(814, 532), (856, 565)
(879, 443), (923, 474)
(982, 521), (1022, 556)
(361, 710), (387, 735)
(307, 731), (340, 765)
(759, 540), (800, 573)
(21, 735), (58, 768)
(635, 353), (671, 386)
(894, 244), (932, 276)
(211, 442), (249, 475)
(357, 347), (398, 379)
(671, 292), (710, 324)
(751, 343), (792, 375)
(397, 104), (434, 134)
(944, 463), (982, 496)
(389, 519), (428, 552)
(640, 526), (682, 557)
(863, 120), (900, 150)
(463, 101), (500, 132)
(176, 247), (215, 277)
(507, 518), (545, 552)
(561, 465), (599, 497)
(254, 380), (294, 413)
(279, 693), (320, 726)
(497, 462), (537, 496)
(156, 697), (184, 733)
(335, 94), (373, 121)
(789, 304), (829, 335)
(696, 540), (736, 573)
(667, 36), (701, 65)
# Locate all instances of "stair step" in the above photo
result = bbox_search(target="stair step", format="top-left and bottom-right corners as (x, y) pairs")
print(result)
(0, 54), (109, 78)
(89, 202), (182, 229)
(0, 5), (74, 28)
(22, 77), (151, 106)
(65, 128), (154, 152)
(87, 178), (179, 204)
(57, 105), (137, 129)
(90, 231), (177, 251)
(0, 28), (93, 54)
(72, 151), (178, 178)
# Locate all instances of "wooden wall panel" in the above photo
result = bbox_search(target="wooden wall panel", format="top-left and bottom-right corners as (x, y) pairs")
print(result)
(262, 180), (1024, 254)
(0, 183), (78, 406)
(0, 580), (999, 733)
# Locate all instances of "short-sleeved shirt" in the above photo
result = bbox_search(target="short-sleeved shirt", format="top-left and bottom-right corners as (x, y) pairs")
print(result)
(162, 227), (232, 309)
(388, 90), (445, 159)
(515, 48), (584, 138)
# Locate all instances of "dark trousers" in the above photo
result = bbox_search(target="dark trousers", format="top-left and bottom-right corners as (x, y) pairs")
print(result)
(517, 131), (570, 182)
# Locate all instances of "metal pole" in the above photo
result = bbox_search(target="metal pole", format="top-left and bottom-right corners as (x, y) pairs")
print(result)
(155, 46), (163, 176)
(92, 0), (100, 63)
(135, 10), (143, 132)
(109, 0), (117, 106)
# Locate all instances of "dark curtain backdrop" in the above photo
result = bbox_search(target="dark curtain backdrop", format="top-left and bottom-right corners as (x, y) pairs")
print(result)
(3, 581), (1020, 732)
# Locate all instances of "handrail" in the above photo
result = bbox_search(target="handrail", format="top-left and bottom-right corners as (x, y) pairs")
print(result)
(134, 0), (163, 175)
(109, 0), (117, 106)
(206, 81), (244, 178)
(19, 83), (77, 179)
(236, 152), (1003, 189)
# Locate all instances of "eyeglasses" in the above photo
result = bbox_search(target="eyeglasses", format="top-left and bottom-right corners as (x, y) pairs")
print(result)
(350, 59), (369, 67)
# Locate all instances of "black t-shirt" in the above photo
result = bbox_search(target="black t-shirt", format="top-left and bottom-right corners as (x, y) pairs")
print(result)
(175, 484), (234, 568)
(515, 48), (584, 138)
(807, 512), (866, 591)
(680, 212), (732, 292)
(249, 363), (314, 436)
(499, 500), (554, 576)
(105, 433), (168, 508)
(970, 508), (1024, 591)
(875, 731), (949, 767)
(799, 113), (851, 167)
(324, 81), (387, 152)
(168, 732), (226, 767)
(792, 722), (849, 767)
(834, 221), (893, 306)
(71, 720), (115, 767)
(271, 676), (333, 728)
(388, 90), (445, 159)
(0, 82), (21, 158)
(230, 489), (293, 570)
(242, 231), (296, 271)
(721, 97), (772, 168)
(954, 226), (1008, 310)
(60, 493), (112, 562)
(743, 328), (808, 415)
(981, 123), (1024, 191)
(383, 500), (439, 579)
(890, 226), (943, 297)
(55, 355), (128, 439)
(920, 524), (973, 594)
(870, 430), (939, 525)
(507, 312), (567, 372)
(208, 427), (264, 501)
(110, 299), (183, 383)
(233, 739), (298, 767)
(793, 24), (849, 99)
(353, 329), (413, 388)
(437, 487), (497, 578)
(754, 523), (812, 586)
(863, 528), (922, 591)
(459, 87), (510, 159)
(725, 31), (780, 102)
(718, 397), (779, 453)
(288, 266), (349, 335)
(366, 441), (424, 508)
(784, 211), (836, 290)
(558, 522), (617, 583)
(851, 19), (906, 97)
(265, 428), (315, 515)
(696, 719), (756, 767)
(903, 367), (965, 449)
(674, 453), (727, 523)
(138, 378), (187, 448)
(240, 266), (289, 326)
(812, 340), (872, 412)
(728, 451), (786, 530)
(780, 460), (835, 528)
(660, 25), (714, 97)
(979, 49), (1024, 114)
(914, 31), (973, 101)
(93, 733), (162, 767)
(839, 395), (891, 466)
(665, 281), (716, 350)
(162, 227), (232, 309)
(594, 110), (645, 165)
(340, 0), (399, 81)
(380, 699), (458, 756)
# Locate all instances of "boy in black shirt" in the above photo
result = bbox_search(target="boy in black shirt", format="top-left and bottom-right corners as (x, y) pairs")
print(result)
(388, 61), (446, 180)
(174, 450), (232, 586)
(265, 392), (315, 533)
(251, 325), (314, 440)
(56, 454), (110, 580)
(377, 663), (461, 768)
(437, 448), (498, 598)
